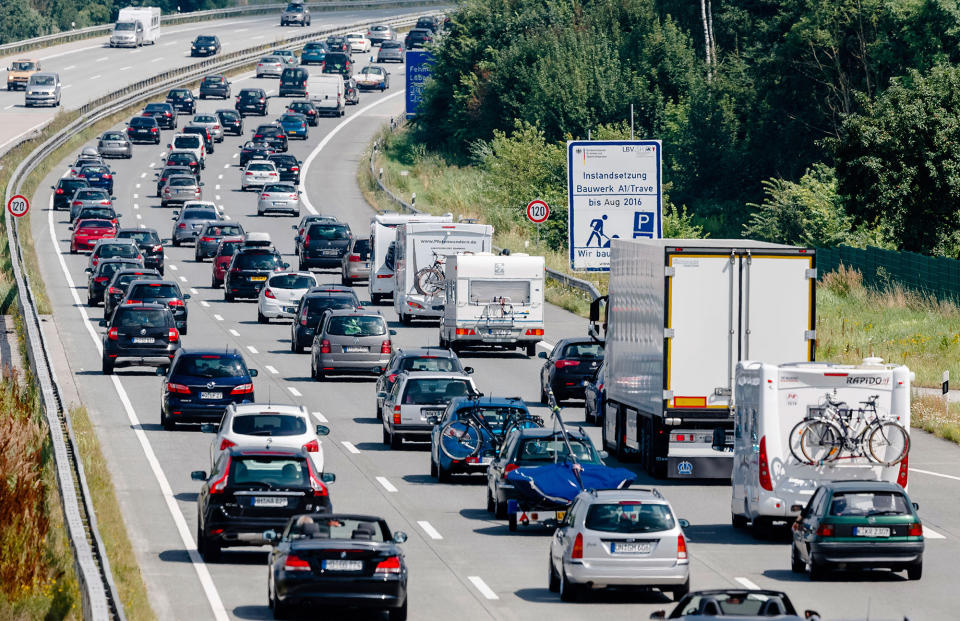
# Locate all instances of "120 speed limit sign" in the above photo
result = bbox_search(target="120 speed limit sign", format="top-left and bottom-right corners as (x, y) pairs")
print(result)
(7, 195), (29, 218)
(526, 199), (549, 224)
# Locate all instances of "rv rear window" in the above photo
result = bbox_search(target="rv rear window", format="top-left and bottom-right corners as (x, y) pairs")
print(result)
(469, 280), (530, 305)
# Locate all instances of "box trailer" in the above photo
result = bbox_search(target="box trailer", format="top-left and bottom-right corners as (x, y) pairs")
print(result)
(368, 212), (453, 304)
(596, 238), (816, 478)
(439, 253), (545, 355)
(111, 7), (161, 47)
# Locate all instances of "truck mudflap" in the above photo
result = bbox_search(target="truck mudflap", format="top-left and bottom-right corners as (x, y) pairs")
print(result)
(666, 454), (733, 479)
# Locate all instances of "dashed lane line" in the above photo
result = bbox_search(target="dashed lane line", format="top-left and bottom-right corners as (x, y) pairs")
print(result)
(341, 441), (361, 454)
(312, 411), (327, 423)
(288, 387), (302, 397)
(190, 288), (198, 295)
(246, 345), (258, 354)
(468, 576), (498, 600)
(913, 468), (960, 482)
(214, 314), (224, 321)
(169, 264), (178, 270)
(376, 477), (397, 493)
(178, 276), (186, 282)
(735, 577), (761, 590)
(229, 329), (240, 337)
(200, 301), (210, 308)
(417, 521), (443, 540)
(266, 365), (279, 375)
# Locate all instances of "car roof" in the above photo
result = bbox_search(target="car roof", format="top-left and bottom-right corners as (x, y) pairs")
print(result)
(324, 308), (382, 318)
(821, 480), (907, 493)
(395, 347), (457, 358)
(94, 238), (137, 246)
(583, 488), (667, 503)
(399, 371), (471, 381)
(449, 396), (525, 409)
(227, 403), (306, 417)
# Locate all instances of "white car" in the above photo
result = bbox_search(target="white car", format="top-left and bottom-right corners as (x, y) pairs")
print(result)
(345, 32), (371, 53)
(168, 133), (205, 168)
(202, 403), (329, 473)
(270, 49), (299, 65)
(256, 56), (285, 78)
(355, 65), (389, 91)
(241, 160), (279, 191)
(258, 271), (318, 322)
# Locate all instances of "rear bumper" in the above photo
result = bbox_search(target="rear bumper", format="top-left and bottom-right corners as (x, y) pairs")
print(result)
(163, 395), (252, 422)
(206, 511), (328, 547)
(811, 541), (924, 567)
(317, 355), (389, 375)
(564, 559), (689, 588)
(390, 422), (434, 440)
(301, 255), (343, 268)
(278, 575), (405, 609)
(226, 281), (266, 298)
(260, 297), (298, 319)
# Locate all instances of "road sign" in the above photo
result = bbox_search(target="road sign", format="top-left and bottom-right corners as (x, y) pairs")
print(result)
(567, 140), (662, 271)
(7, 194), (28, 218)
(526, 199), (549, 224)
(405, 51), (435, 118)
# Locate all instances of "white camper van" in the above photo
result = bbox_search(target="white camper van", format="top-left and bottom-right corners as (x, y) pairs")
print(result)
(393, 222), (493, 323)
(111, 7), (161, 47)
(368, 213), (453, 304)
(730, 359), (912, 533)
(439, 253), (544, 355)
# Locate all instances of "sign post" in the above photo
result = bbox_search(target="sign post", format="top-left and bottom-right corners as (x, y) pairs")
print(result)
(526, 199), (549, 245)
(566, 140), (662, 271)
(944, 370), (950, 419)
(7, 194), (29, 218)
(405, 51), (435, 118)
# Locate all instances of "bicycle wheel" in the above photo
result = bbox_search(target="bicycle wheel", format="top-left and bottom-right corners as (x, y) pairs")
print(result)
(866, 422), (910, 466)
(439, 419), (483, 460)
(799, 420), (842, 464)
(789, 419), (815, 464)
(502, 416), (544, 439)
(415, 267), (444, 295)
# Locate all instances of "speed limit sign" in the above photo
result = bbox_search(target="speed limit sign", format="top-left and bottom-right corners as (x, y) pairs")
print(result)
(526, 199), (549, 224)
(7, 195), (28, 218)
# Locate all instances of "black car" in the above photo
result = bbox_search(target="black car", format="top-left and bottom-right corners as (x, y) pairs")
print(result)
(160, 349), (257, 430)
(87, 258), (142, 306)
(298, 221), (352, 270)
(142, 102), (177, 129)
(267, 154), (302, 184)
(375, 347), (470, 418)
(162, 154), (200, 180)
(127, 115), (161, 144)
(190, 447), (332, 561)
(287, 100), (319, 126)
(279, 67), (309, 98)
(325, 35), (349, 53)
(322, 52), (352, 78)
(236, 88), (268, 116)
(216, 109), (243, 135)
(538, 338), (604, 403)
(404, 28), (433, 49)
(181, 124), (214, 154)
(290, 289), (360, 353)
(116, 228), (165, 275)
(191, 35), (221, 57)
(224, 247), (288, 301)
(195, 221), (245, 261)
(253, 124), (288, 152)
(165, 88), (196, 114)
(293, 214), (339, 243)
(239, 140), (275, 167)
(662, 590), (808, 620)
(415, 15), (440, 33)
(103, 267), (162, 319)
(122, 280), (190, 334)
(78, 164), (114, 194)
(101, 303), (180, 374)
(199, 74), (231, 99)
(266, 513), (407, 619)
(344, 78), (359, 105)
(51, 177), (89, 211)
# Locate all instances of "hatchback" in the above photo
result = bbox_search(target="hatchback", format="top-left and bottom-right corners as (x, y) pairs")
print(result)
(73, 205), (119, 228)
(179, 125), (214, 155)
(345, 33), (371, 53)
(98, 131), (133, 158)
(165, 88), (196, 114)
(241, 161), (279, 191)
(289, 289), (359, 352)
(367, 24), (395, 45)
(286, 100), (318, 126)
(659, 590), (806, 620)
(52, 177), (89, 211)
(300, 42), (327, 65)
(340, 237), (371, 285)
(267, 154), (302, 183)
(77, 164), (114, 194)
(539, 338), (604, 403)
(280, 2), (311, 26)
(122, 280), (191, 333)
(257, 183), (300, 217)
(171, 202), (220, 246)
(199, 75), (231, 99)
(404, 28), (433, 49)
(377, 40), (404, 63)
(256, 56), (285, 78)
(69, 187), (113, 222)
(86, 257), (142, 306)
(160, 349), (255, 430)
(322, 52), (352, 78)
(325, 35), (348, 53)
(211, 237), (244, 288)
(169, 133), (205, 165)
(143, 102), (177, 129)
(278, 113), (308, 140)
(311, 309), (395, 381)
(298, 221), (352, 269)
(380, 371), (478, 449)
(236, 88), (267, 116)
(279, 67), (309, 98)
(68, 154), (104, 178)
(191, 35), (221, 57)
(88, 239), (143, 273)
(194, 221), (245, 261)
(190, 113), (223, 142)
(155, 164), (197, 196)
(430, 396), (528, 481)
(103, 268), (162, 318)
(375, 347), (470, 418)
(127, 116), (161, 144)
(161, 175), (203, 208)
(70, 219), (117, 253)
(271, 49), (298, 65)
(258, 271), (318, 322)
(116, 228), (164, 274)
(253, 124), (288, 152)
(101, 303), (180, 374)
(215, 109), (243, 135)
(224, 247), (288, 301)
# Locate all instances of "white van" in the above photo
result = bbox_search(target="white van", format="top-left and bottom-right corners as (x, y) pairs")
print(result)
(368, 212), (453, 304)
(310, 74), (344, 117)
(111, 7), (161, 47)
(440, 253), (544, 355)
(730, 358), (912, 532)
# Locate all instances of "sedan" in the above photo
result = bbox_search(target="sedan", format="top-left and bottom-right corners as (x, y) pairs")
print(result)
(171, 202), (221, 246)
(69, 187), (113, 223)
(103, 268), (163, 319)
(161, 175), (203, 208)
(241, 161), (280, 191)
(142, 102), (177, 129)
(257, 183), (301, 217)
(97, 131), (133, 158)
(165, 88), (196, 114)
(52, 177), (89, 211)
(235, 88), (268, 116)
(252, 124), (287, 152)
(216, 109), (243, 136)
(77, 164), (114, 194)
(194, 221), (245, 261)
(199, 75), (231, 99)
(71, 219), (117, 254)
(375, 347), (469, 419)
(239, 140), (275, 167)
(366, 25), (396, 45)
(189, 113), (223, 142)
(73, 205), (119, 228)
(538, 338), (604, 403)
(277, 113), (308, 140)
(377, 41), (404, 63)
(404, 28), (433, 49)
(258, 271), (318, 322)
(191, 35), (221, 57)
(345, 33), (371, 53)
(256, 56), (285, 78)
(160, 349), (255, 430)
(211, 237), (245, 288)
(355, 65), (389, 91)
(287, 100), (318, 126)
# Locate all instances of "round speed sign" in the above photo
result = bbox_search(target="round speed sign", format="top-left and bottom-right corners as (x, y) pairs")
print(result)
(526, 199), (549, 224)
(7, 195), (29, 218)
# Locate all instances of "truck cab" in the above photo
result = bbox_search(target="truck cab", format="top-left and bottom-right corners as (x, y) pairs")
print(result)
(7, 59), (40, 91)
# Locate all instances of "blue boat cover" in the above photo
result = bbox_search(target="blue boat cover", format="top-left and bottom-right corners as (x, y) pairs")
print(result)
(506, 463), (636, 507)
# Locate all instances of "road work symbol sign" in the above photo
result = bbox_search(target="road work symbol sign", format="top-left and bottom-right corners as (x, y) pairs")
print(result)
(567, 140), (662, 271)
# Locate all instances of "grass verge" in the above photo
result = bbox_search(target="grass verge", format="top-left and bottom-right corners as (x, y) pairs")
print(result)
(912, 393), (960, 445)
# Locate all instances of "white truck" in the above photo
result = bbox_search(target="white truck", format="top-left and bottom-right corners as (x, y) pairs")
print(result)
(439, 253), (545, 355)
(368, 212), (453, 305)
(730, 359), (912, 531)
(393, 222), (493, 324)
(110, 7), (161, 47)
(593, 238), (817, 478)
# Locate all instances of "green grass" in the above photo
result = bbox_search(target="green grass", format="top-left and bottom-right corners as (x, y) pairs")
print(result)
(912, 393), (960, 445)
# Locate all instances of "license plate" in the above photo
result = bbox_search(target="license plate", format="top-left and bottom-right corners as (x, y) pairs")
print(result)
(253, 496), (287, 507)
(344, 346), (367, 353)
(854, 527), (890, 537)
(321, 249), (338, 256)
(422, 409), (444, 418)
(555, 511), (566, 522)
(273, 201), (286, 206)
(132, 337), (153, 344)
(489, 330), (511, 336)
(322, 559), (362, 571)
(250, 276), (267, 282)
(283, 306), (297, 314)
(612, 541), (653, 554)
(200, 391), (222, 400)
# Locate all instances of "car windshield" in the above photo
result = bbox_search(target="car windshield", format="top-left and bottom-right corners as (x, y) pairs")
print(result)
(130, 283), (181, 299)
(194, 115), (216, 123)
(174, 136), (200, 147)
(325, 315), (386, 336)
(305, 297), (355, 319)
(829, 491), (910, 516)
(261, 57), (281, 64)
(81, 166), (108, 175)
(100, 245), (139, 258)
(232, 414), (307, 437)
(196, 36), (216, 44)
(584, 502), (675, 533)
(562, 342), (604, 359)
(32, 75), (55, 85)
(234, 253), (280, 270)
(76, 189), (107, 200)
(202, 77), (223, 85)
(115, 22), (135, 31)
(286, 517), (387, 542)
(98, 262), (135, 277)
(12, 61), (35, 70)
(118, 231), (159, 244)
(145, 104), (167, 112)
(359, 67), (382, 76)
(183, 209), (217, 220)
(263, 184), (295, 194)
(102, 132), (125, 141)
(60, 180), (87, 191)
(230, 457), (306, 488)
(169, 177), (195, 187)
(399, 356), (458, 373)
(269, 274), (314, 289)
(307, 224), (350, 240)
(402, 378), (473, 404)
(78, 219), (112, 229)
(203, 224), (243, 237)
(115, 309), (169, 328)
(175, 355), (246, 378)
(382, 42), (400, 49)
(674, 593), (794, 618)
(517, 438), (599, 465)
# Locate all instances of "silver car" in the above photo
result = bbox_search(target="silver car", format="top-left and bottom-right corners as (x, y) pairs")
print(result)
(380, 371), (478, 449)
(256, 56), (285, 78)
(171, 202), (220, 246)
(241, 161), (279, 191)
(366, 24), (396, 45)
(257, 183), (301, 216)
(271, 50), (299, 65)
(548, 488), (690, 602)
(310, 309), (395, 381)
(69, 187), (113, 222)
(25, 72), (60, 107)
(340, 237), (371, 284)
(280, 2), (311, 26)
(377, 41), (405, 63)
(161, 175), (202, 208)
(257, 271), (318, 322)
(97, 131), (133, 159)
(189, 114), (223, 143)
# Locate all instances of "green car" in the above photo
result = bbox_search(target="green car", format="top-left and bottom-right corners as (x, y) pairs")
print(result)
(791, 480), (924, 580)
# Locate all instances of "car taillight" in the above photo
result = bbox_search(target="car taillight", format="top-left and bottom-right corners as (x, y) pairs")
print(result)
(261, 193), (271, 198)
(525, 328), (544, 336)
(816, 524), (834, 537)
(303, 439), (319, 452)
(299, 312), (308, 326)
(209, 457), (230, 494)
(303, 235), (310, 247)
(349, 254), (362, 262)
(107, 327), (118, 341)
(555, 360), (580, 369)
(94, 276), (108, 283)
(165, 111), (171, 117)
(392, 405), (401, 424)
(178, 223), (186, 228)
(108, 287), (121, 295)
(284, 555), (311, 572)
(168, 327), (179, 342)
(571, 533), (583, 559)
(168, 299), (185, 307)
(245, 172), (253, 176)
(320, 339), (331, 354)
(102, 174), (112, 179)
(908, 523), (923, 537)
(73, 200), (82, 206)
(230, 383), (253, 395)
(387, 373), (398, 384)
(758, 435), (773, 491)
(201, 237), (214, 242)
(167, 382), (190, 394)
(259, 98), (265, 103)
(152, 245), (163, 252)
(151, 128), (158, 133)
(307, 461), (327, 497)
(503, 463), (519, 478)
(100, 200), (111, 205)
(290, 166), (299, 171)
(213, 125), (220, 130)
(277, 134), (285, 140)
(264, 289), (276, 299)
(219, 438), (235, 451)
(124, 299), (142, 305)
(374, 556), (401, 574)
(55, 188), (64, 195)
(677, 534), (688, 560)
(897, 454), (909, 488)
(455, 328), (475, 335)
(381, 340), (392, 354)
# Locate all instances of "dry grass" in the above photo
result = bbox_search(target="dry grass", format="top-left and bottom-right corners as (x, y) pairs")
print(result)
(912, 393), (960, 445)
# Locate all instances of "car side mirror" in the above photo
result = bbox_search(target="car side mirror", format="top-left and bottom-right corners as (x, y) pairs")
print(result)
(98, 319), (107, 327)
(190, 470), (207, 481)
(393, 531), (407, 544)
(678, 518), (690, 529)
(116, 214), (122, 218)
(200, 423), (217, 433)
(84, 267), (92, 273)
(315, 424), (330, 436)
(282, 262), (290, 269)
(913, 502), (919, 511)
(167, 144), (171, 148)
(649, 611), (666, 620)
(199, 182), (205, 186)
(182, 294), (191, 300)
(290, 224), (297, 230)
(389, 329), (397, 336)
(320, 472), (336, 483)
(263, 529), (279, 544)
(598, 450), (609, 460)
(537, 351), (547, 359)
(49, 185), (55, 190)
(248, 369), (258, 377)
(804, 611), (820, 621)
(156, 367), (166, 376)
(791, 504), (804, 513)
(68, 226), (74, 231)
(111, 196), (117, 200)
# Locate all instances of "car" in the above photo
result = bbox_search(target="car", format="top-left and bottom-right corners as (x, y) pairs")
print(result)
(300, 42), (327, 65)
(24, 71), (60, 107)
(155, 163), (198, 196)
(122, 279), (191, 334)
(404, 28), (434, 49)
(195, 221), (245, 261)
(655, 590), (810, 620)
(224, 246), (289, 301)
(68, 153), (104, 178)
(7, 58), (40, 91)
(67, 187), (111, 221)
(242, 161), (280, 191)
(277, 113), (308, 140)
(97, 131), (133, 158)
(355, 65), (389, 91)
(101, 303), (181, 374)
(267, 154), (302, 184)
(377, 40), (405, 63)
(165, 88), (196, 114)
(190, 447), (333, 562)
(203, 403), (328, 472)
(191, 35), (221, 57)
(103, 268), (162, 318)
(171, 202), (220, 246)
(548, 488), (690, 602)
(325, 35), (349, 53)
(52, 177), (89, 211)
(210, 237), (245, 288)
(71, 219), (117, 254)
(142, 102), (177, 129)
(538, 338), (604, 404)
(88, 239), (143, 273)
(380, 371), (478, 449)
(257, 183), (301, 217)
(344, 78), (360, 105)
(279, 66), (309, 98)
(344, 32), (371, 53)
(583, 362), (605, 426)
(289, 288), (359, 352)
(190, 113), (224, 143)
(168, 133), (206, 167)
(257, 271), (318, 323)
(240, 140), (275, 167)
(215, 109), (243, 135)
(366, 24), (396, 45)
(161, 175), (203, 208)
(253, 124), (288, 152)
(73, 205), (119, 228)
(321, 52), (352, 78)
(430, 396), (530, 481)
(235, 88), (268, 116)
(265, 513), (407, 620)
(292, 214), (338, 242)
(280, 1), (311, 26)
(271, 49), (299, 65)
(415, 15), (440, 33)
(791, 480), (924, 581)
(126, 115), (161, 143)
(297, 221), (352, 270)
(116, 228), (165, 274)
(181, 124), (215, 155)
(310, 309), (395, 381)
(77, 164), (114, 194)
(374, 348), (470, 419)
(86, 257), (143, 306)
(199, 75), (231, 99)
(340, 237), (371, 285)
(286, 100), (318, 126)
(256, 56), (285, 79)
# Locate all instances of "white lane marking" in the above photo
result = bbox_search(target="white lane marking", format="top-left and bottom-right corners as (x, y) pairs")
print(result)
(217, 174), (223, 180)
(96, 56), (108, 62)
(178, 276), (187, 283)
(200, 301), (210, 308)
(341, 441), (360, 454)
(300, 91), (404, 214)
(247, 345), (258, 354)
(140, 172), (147, 178)
(231, 154), (238, 159)
(135, 183), (141, 189)
(288, 387), (302, 397)
(134, 204), (139, 209)
(133, 193), (138, 199)
(223, 215), (231, 220)
(215, 195), (221, 201)
(162, 41), (177, 47)
(63, 65), (76, 70)
(735, 577), (761, 590)
(266, 365), (279, 375)
(46, 197), (229, 620)
(136, 214), (142, 220)
(252, 35), (265, 40)
(169, 264), (178, 271)
(312, 411), (327, 423)
(151, 57), (165, 63)
(190, 288), (198, 295)
(417, 520), (443, 540)
(215, 184), (221, 190)
(139, 224), (145, 229)
(376, 477), (398, 493)
(913, 468), (960, 482)
(38, 45), (103, 61)
(925, 527), (946, 540)
(148, 162), (156, 168)
(90, 74), (101, 80)
(119, 66), (132, 71)
(214, 314), (224, 321)
(468, 576), (498, 600)
(61, 84), (73, 90)
(229, 329), (240, 337)
(235, 28), (249, 33)
(3, 104), (14, 110)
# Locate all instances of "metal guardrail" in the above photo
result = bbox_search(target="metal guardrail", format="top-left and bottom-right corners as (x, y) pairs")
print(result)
(369, 121), (603, 301)
(4, 11), (432, 620)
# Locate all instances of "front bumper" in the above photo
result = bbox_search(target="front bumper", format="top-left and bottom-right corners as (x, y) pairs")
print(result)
(811, 540), (924, 567)
(564, 559), (689, 588)
(26, 92), (57, 105)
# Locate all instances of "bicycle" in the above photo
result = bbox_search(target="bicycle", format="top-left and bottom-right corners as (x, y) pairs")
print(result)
(414, 251), (447, 296)
(438, 397), (543, 461)
(789, 393), (909, 466)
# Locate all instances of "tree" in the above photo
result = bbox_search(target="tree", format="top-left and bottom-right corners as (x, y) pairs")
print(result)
(0, 0), (45, 43)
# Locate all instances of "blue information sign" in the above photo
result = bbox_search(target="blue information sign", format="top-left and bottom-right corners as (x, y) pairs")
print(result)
(405, 50), (435, 118)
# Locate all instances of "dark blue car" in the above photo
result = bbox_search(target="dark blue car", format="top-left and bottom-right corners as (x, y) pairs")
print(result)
(159, 349), (257, 430)
(78, 164), (114, 194)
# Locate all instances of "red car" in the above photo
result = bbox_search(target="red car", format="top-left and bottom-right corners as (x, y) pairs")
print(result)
(71, 219), (118, 254)
(210, 236), (244, 288)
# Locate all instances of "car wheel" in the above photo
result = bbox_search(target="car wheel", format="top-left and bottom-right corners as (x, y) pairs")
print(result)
(390, 431), (402, 450)
(808, 557), (827, 581)
(430, 456), (438, 479)
(161, 407), (177, 431)
(387, 599), (407, 621)
(437, 463), (451, 483)
(172, 238), (181, 247)
(732, 513), (749, 529)
(211, 275), (220, 288)
(548, 558), (560, 593)
(540, 383), (548, 405)
(382, 426), (391, 445)
(750, 516), (771, 539)
(197, 527), (220, 563)
(486, 489), (495, 513)
(195, 250), (202, 262)
(87, 294), (97, 307)
(508, 512), (518, 532)
(272, 593), (292, 620)
(790, 544), (805, 573)
(671, 578), (690, 601)
(102, 356), (114, 375)
(341, 276), (350, 286)
(493, 492), (507, 519)
(315, 367), (325, 382)
(907, 561), (922, 580)
(559, 568), (579, 602)
(258, 310), (268, 324)
(292, 339), (304, 354)
(224, 292), (234, 302)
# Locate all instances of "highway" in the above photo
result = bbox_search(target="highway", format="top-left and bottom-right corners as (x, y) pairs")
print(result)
(17, 15), (960, 621)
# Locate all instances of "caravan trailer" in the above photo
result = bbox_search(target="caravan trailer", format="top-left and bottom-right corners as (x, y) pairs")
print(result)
(111, 7), (161, 47)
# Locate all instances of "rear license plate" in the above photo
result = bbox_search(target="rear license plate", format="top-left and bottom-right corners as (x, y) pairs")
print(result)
(344, 346), (367, 353)
(322, 559), (363, 571)
(555, 511), (565, 522)
(422, 409), (444, 418)
(321, 249), (338, 256)
(132, 337), (153, 344)
(253, 496), (287, 507)
(489, 330), (511, 336)
(854, 527), (890, 537)
(250, 276), (267, 281)
(200, 391), (222, 400)
(612, 542), (653, 554)
(272, 201), (286, 206)
(283, 306), (297, 314)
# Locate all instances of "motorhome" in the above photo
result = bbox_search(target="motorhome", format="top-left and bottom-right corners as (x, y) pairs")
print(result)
(368, 213), (453, 304)
(111, 7), (161, 47)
